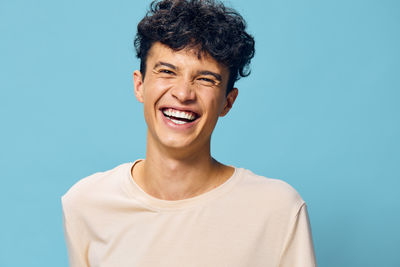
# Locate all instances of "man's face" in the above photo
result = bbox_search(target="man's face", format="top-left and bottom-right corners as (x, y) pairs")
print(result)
(133, 42), (238, 155)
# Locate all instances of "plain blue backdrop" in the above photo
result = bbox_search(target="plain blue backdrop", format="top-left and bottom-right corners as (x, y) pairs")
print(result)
(1, 0), (399, 266)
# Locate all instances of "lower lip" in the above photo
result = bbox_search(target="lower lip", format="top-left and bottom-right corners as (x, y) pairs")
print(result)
(160, 111), (199, 130)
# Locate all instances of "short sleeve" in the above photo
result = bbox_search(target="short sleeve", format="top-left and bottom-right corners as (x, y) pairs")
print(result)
(62, 198), (89, 267)
(279, 204), (317, 267)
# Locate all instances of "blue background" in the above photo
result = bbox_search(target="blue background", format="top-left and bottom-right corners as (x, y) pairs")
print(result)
(1, 0), (399, 266)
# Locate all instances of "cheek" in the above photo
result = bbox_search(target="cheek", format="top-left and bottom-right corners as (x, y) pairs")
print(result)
(142, 79), (167, 102)
(142, 101), (153, 127)
(144, 79), (172, 100)
(204, 90), (226, 110)
(141, 81), (171, 122)
(141, 85), (158, 121)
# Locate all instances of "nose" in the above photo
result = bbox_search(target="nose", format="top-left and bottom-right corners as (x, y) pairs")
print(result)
(170, 79), (196, 102)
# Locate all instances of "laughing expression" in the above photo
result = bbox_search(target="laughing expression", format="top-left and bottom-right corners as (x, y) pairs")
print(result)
(134, 42), (238, 154)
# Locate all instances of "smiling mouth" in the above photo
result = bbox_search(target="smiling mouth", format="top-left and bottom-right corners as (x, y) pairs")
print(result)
(162, 108), (199, 125)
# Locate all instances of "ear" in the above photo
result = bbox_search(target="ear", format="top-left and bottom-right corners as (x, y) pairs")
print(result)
(220, 88), (238, 117)
(133, 70), (144, 103)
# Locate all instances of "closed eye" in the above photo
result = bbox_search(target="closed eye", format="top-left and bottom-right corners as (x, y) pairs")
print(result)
(160, 69), (175, 75)
(198, 77), (216, 84)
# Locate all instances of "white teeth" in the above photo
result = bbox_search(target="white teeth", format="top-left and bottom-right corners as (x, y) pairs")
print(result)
(169, 118), (186, 124)
(162, 108), (196, 121)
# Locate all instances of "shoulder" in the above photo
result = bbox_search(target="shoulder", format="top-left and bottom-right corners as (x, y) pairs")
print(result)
(61, 162), (132, 217)
(233, 168), (305, 213)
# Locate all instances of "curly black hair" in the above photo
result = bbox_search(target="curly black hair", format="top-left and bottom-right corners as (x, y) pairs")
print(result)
(134, 0), (255, 93)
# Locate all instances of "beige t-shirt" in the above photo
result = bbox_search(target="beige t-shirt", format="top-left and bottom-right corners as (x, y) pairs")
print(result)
(62, 162), (316, 267)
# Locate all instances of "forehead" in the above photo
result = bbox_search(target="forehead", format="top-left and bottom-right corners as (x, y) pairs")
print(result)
(146, 42), (228, 74)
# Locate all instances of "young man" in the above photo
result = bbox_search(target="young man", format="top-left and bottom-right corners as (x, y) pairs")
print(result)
(62, 0), (316, 266)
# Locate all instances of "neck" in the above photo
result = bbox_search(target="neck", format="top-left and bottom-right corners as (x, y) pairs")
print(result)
(132, 133), (233, 200)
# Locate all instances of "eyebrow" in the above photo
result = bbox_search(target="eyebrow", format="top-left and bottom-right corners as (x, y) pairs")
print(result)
(154, 61), (178, 70)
